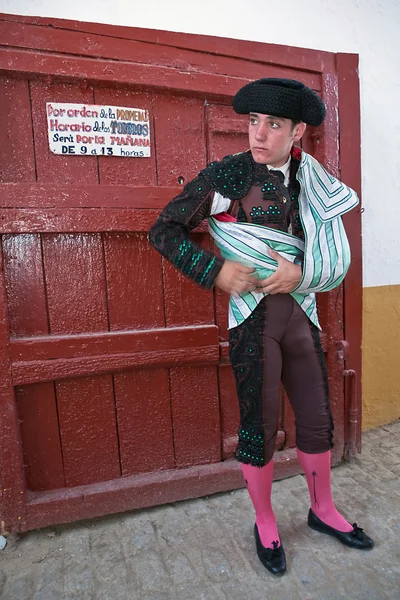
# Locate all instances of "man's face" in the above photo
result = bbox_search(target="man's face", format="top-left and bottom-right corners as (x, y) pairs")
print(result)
(248, 112), (306, 167)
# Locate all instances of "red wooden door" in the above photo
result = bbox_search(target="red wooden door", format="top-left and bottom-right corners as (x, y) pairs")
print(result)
(0, 13), (361, 533)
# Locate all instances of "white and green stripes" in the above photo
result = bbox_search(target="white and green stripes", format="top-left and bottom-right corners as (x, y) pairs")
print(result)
(208, 151), (358, 330)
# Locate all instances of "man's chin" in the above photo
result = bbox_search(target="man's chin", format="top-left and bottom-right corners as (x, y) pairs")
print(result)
(251, 148), (269, 164)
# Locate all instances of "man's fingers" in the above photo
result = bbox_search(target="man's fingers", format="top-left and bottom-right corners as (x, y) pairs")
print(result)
(258, 273), (277, 286)
(237, 265), (256, 274)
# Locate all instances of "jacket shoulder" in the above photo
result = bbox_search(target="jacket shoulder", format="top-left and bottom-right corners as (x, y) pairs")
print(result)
(199, 152), (253, 200)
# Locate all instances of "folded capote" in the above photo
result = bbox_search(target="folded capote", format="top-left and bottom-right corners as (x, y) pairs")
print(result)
(208, 151), (358, 330)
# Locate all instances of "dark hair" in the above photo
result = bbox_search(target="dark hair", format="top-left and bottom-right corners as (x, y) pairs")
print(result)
(291, 119), (301, 129)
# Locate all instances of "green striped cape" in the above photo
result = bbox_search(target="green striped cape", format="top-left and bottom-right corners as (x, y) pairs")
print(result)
(208, 151), (358, 330)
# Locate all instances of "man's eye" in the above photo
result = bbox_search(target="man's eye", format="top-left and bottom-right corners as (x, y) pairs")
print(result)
(250, 118), (258, 125)
(270, 122), (280, 129)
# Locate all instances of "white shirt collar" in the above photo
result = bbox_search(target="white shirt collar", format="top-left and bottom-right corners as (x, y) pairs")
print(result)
(267, 155), (291, 187)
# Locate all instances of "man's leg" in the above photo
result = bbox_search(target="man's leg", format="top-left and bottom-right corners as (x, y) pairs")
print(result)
(280, 303), (352, 531)
(296, 449), (352, 531)
(241, 329), (284, 549)
(230, 297), (290, 550)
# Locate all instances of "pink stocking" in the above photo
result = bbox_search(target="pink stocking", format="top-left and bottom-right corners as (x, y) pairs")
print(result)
(241, 461), (280, 548)
(297, 449), (353, 532)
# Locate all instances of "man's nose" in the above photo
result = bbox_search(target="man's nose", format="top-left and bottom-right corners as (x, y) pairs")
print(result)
(255, 122), (268, 140)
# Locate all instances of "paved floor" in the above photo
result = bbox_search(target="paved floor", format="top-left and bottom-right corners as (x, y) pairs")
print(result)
(1, 421), (400, 600)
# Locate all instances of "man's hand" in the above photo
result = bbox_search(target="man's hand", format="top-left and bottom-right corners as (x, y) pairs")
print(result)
(257, 250), (302, 295)
(215, 260), (258, 294)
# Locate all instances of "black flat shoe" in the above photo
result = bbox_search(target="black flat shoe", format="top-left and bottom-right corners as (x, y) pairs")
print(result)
(308, 509), (374, 550)
(254, 524), (287, 575)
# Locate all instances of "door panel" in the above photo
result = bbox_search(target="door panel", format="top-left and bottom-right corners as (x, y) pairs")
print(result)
(104, 232), (165, 331)
(55, 375), (120, 487)
(0, 14), (359, 533)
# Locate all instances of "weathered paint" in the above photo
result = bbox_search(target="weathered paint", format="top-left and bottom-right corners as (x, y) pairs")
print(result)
(0, 14), (361, 533)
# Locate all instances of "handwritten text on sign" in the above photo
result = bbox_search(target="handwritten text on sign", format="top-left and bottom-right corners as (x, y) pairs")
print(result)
(46, 103), (151, 157)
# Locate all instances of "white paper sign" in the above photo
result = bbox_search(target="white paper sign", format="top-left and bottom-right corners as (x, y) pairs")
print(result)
(46, 103), (151, 157)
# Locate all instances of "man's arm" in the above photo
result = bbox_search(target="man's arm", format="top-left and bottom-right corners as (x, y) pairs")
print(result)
(148, 175), (257, 293)
(148, 176), (223, 289)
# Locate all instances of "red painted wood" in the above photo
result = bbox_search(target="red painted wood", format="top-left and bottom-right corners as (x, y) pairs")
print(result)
(104, 233), (165, 331)
(113, 369), (175, 475)
(21, 447), (303, 533)
(337, 54), (362, 453)
(0, 14), (334, 76)
(41, 228), (118, 489)
(154, 94), (207, 186)
(162, 236), (215, 328)
(0, 184), (182, 209)
(0, 244), (25, 534)
(10, 325), (219, 362)
(55, 375), (120, 487)
(29, 79), (98, 184)
(0, 21), (322, 90)
(0, 48), (250, 101)
(12, 345), (219, 386)
(0, 208), (160, 234)
(16, 383), (64, 491)
(218, 364), (240, 459)
(0, 13), (361, 533)
(170, 366), (221, 467)
(207, 105), (249, 162)
(0, 77), (36, 184)
(153, 94), (215, 327)
(2, 234), (48, 337)
(42, 233), (108, 334)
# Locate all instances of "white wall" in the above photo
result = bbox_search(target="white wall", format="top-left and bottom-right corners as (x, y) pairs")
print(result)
(2, 0), (400, 287)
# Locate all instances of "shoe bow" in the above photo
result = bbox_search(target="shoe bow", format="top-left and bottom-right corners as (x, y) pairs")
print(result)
(351, 524), (365, 540)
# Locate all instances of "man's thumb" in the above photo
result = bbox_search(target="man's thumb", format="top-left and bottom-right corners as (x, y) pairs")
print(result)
(268, 249), (280, 261)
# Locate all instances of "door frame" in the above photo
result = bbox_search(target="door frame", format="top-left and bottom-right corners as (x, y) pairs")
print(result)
(0, 13), (362, 533)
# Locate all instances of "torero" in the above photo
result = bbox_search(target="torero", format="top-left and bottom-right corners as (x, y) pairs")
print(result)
(149, 78), (373, 575)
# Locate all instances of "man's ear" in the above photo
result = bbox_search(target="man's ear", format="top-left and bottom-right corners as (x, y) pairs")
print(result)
(293, 122), (307, 142)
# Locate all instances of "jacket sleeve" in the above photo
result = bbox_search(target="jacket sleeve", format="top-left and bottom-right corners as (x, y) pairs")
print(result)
(148, 175), (224, 289)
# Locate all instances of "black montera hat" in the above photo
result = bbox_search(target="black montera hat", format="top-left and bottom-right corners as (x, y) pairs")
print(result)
(232, 78), (326, 126)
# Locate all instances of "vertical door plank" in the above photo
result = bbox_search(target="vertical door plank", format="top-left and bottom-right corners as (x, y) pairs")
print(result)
(94, 87), (156, 185)
(42, 232), (119, 486)
(154, 94), (214, 326)
(162, 234), (215, 328)
(153, 94), (207, 186)
(114, 369), (174, 475)
(0, 77), (36, 183)
(16, 383), (65, 491)
(0, 245), (25, 531)
(170, 365), (220, 467)
(104, 232), (165, 331)
(56, 375), (120, 487)
(206, 105), (248, 162)
(2, 235), (64, 492)
(2, 234), (48, 338)
(30, 80), (98, 184)
(42, 233), (108, 334)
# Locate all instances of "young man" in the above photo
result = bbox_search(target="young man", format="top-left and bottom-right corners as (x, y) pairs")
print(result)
(148, 78), (373, 575)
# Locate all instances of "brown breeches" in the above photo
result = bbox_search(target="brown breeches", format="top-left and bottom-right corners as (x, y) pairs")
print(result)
(230, 294), (333, 467)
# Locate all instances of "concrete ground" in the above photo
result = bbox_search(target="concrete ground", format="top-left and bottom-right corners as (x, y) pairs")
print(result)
(1, 421), (400, 600)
